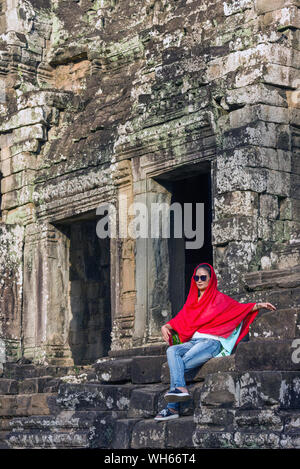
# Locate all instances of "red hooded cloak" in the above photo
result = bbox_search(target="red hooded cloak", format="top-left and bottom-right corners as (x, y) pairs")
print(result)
(166, 262), (259, 347)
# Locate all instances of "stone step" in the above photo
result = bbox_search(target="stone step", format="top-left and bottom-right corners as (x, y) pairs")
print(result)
(161, 355), (236, 384)
(93, 355), (167, 384)
(7, 410), (113, 432)
(0, 379), (19, 395)
(2, 363), (90, 380)
(127, 382), (202, 419)
(111, 418), (142, 449)
(10, 377), (61, 394)
(108, 343), (168, 359)
(0, 417), (11, 431)
(0, 417), (12, 449)
(249, 308), (300, 341)
(93, 358), (132, 383)
(197, 371), (300, 411)
(128, 383), (169, 419)
(0, 393), (59, 417)
(129, 416), (197, 449)
(193, 427), (281, 449)
(56, 383), (138, 412)
(235, 339), (300, 371)
(193, 409), (300, 449)
(7, 430), (91, 449)
(7, 410), (125, 449)
(0, 431), (10, 449)
(131, 356), (167, 384)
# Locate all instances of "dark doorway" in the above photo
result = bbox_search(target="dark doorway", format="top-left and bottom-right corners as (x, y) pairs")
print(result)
(57, 215), (111, 365)
(157, 170), (213, 318)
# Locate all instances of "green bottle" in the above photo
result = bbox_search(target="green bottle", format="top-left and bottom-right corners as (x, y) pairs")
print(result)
(171, 332), (182, 345)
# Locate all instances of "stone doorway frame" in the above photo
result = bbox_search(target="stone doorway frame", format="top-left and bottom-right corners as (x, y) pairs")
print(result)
(132, 150), (217, 347)
(22, 179), (118, 365)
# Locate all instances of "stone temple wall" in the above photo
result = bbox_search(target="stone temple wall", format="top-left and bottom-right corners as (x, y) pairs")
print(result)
(0, 0), (299, 366)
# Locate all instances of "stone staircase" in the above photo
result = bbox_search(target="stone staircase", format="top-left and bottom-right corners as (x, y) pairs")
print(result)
(192, 314), (300, 449)
(0, 266), (300, 449)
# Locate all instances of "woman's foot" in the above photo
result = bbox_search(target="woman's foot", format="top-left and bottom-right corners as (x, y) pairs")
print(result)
(164, 387), (191, 403)
(154, 407), (179, 421)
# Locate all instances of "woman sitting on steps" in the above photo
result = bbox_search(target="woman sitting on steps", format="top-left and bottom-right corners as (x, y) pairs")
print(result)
(154, 262), (276, 421)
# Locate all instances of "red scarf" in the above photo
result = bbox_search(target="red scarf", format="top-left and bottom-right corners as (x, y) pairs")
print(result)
(167, 262), (258, 347)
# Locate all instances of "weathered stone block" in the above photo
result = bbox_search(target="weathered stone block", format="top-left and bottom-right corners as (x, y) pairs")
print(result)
(194, 407), (235, 429)
(193, 428), (236, 448)
(7, 430), (90, 449)
(12, 124), (46, 143)
(10, 139), (40, 156)
(215, 191), (259, 220)
(280, 432), (300, 449)
(261, 6), (300, 30)
(0, 379), (18, 395)
(0, 107), (48, 132)
(18, 379), (39, 394)
(131, 356), (166, 384)
(56, 383), (133, 411)
(93, 358), (132, 383)
(238, 371), (283, 409)
(223, 0), (253, 16)
(165, 416), (196, 448)
(1, 170), (36, 194)
(233, 431), (281, 448)
(229, 105), (289, 128)
(128, 384), (168, 418)
(266, 170), (291, 197)
(160, 361), (197, 384)
(234, 409), (283, 431)
(111, 418), (141, 449)
(249, 309), (299, 340)
(235, 340), (300, 371)
(260, 194), (279, 219)
(0, 393), (53, 417)
(264, 63), (298, 88)
(255, 1), (298, 15)
(216, 166), (268, 194)
(212, 216), (258, 244)
(199, 373), (240, 408)
(223, 84), (288, 108)
(131, 420), (166, 449)
(282, 411), (300, 433)
(3, 363), (37, 380)
(194, 356), (236, 381)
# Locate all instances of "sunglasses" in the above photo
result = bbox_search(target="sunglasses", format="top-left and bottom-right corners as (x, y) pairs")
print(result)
(193, 275), (208, 282)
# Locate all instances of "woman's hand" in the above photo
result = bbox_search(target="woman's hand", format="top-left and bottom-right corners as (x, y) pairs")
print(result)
(161, 325), (172, 344)
(254, 302), (276, 312)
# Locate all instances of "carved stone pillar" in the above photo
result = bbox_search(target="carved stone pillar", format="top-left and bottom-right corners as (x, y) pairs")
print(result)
(110, 160), (136, 350)
(133, 176), (173, 346)
(0, 223), (24, 367)
(23, 222), (73, 365)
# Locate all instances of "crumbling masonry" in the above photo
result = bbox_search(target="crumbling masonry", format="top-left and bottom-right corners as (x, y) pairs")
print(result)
(0, 0), (300, 449)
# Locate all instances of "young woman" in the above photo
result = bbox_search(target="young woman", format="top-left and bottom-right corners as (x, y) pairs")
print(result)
(154, 262), (276, 421)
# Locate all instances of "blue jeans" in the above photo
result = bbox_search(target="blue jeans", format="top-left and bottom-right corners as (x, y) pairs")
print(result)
(166, 337), (222, 412)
